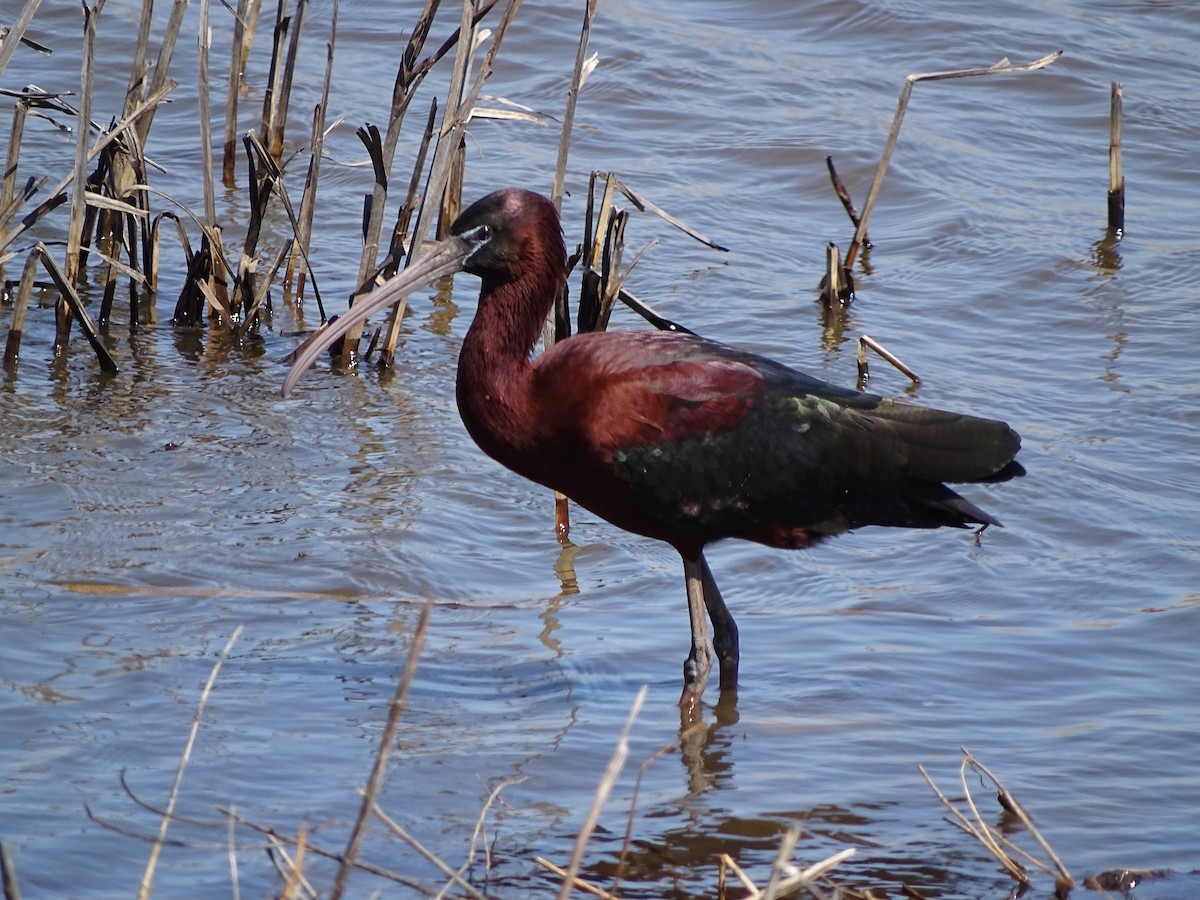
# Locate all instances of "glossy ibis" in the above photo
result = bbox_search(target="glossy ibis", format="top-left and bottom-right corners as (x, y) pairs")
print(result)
(284, 189), (1023, 714)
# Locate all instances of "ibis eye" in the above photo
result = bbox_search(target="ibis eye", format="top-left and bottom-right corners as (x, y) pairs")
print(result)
(471, 224), (492, 242)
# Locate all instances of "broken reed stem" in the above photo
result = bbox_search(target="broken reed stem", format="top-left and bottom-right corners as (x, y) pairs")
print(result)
(329, 599), (433, 900)
(0, 0), (45, 76)
(3, 249), (40, 369)
(136, 625), (244, 900)
(0, 97), (30, 280)
(857, 334), (919, 386)
(535, 857), (618, 900)
(222, 0), (255, 187)
(29, 242), (118, 372)
(847, 50), (1062, 270)
(451, 775), (527, 893)
(825, 155), (869, 248)
(819, 241), (851, 307)
(0, 838), (20, 900)
(1107, 81), (1124, 235)
(554, 684), (648, 900)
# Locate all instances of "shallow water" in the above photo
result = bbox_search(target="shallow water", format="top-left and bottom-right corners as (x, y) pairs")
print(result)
(2, 0), (1198, 897)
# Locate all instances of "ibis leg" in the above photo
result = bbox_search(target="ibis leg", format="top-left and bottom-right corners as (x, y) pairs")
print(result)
(699, 553), (739, 694)
(679, 555), (714, 714)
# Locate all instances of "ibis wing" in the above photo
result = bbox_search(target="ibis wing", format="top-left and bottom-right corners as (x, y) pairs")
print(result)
(560, 334), (1020, 538)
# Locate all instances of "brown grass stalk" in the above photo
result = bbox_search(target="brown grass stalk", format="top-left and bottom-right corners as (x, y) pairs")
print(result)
(136, 625), (244, 900)
(329, 599), (433, 900)
(553, 684), (647, 900)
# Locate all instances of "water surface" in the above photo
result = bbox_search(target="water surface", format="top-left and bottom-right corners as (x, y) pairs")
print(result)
(2, 1), (1198, 897)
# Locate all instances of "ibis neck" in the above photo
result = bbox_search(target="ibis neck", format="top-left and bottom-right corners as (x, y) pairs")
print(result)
(455, 270), (558, 464)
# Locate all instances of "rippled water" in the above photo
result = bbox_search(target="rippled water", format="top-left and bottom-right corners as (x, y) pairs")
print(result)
(2, 0), (1198, 897)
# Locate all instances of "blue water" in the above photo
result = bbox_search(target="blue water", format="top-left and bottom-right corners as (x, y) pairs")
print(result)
(1, 0), (1198, 897)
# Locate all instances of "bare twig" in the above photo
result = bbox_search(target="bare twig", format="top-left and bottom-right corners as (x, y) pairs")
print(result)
(1107, 81), (1124, 235)
(137, 626), (244, 900)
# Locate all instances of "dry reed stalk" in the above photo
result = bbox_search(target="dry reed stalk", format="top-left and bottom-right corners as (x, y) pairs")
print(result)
(266, 0), (309, 163)
(26, 242), (118, 371)
(825, 155), (869, 249)
(846, 50), (1062, 270)
(331, 0), (446, 369)
(225, 803), (239, 900)
(442, 774), (527, 897)
(369, 799), (486, 900)
(369, 0), (523, 369)
(0, 95), (31, 282)
(609, 724), (699, 894)
(0, 0), (44, 76)
(553, 684), (647, 900)
(136, 625), (244, 900)
(856, 334), (919, 389)
(818, 241), (851, 307)
(285, 0), (337, 306)
(383, 96), (439, 283)
(260, 1), (288, 157)
(1107, 81), (1124, 235)
(2, 245), (40, 369)
(222, 0), (257, 187)
(274, 824), (315, 900)
(198, 0), (217, 228)
(329, 599), (433, 900)
(0, 838), (20, 900)
(237, 130), (323, 329)
(64, 1), (102, 287)
(918, 749), (1074, 896)
(219, 808), (437, 895)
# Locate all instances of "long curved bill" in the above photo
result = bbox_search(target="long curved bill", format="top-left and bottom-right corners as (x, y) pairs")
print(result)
(281, 232), (475, 397)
